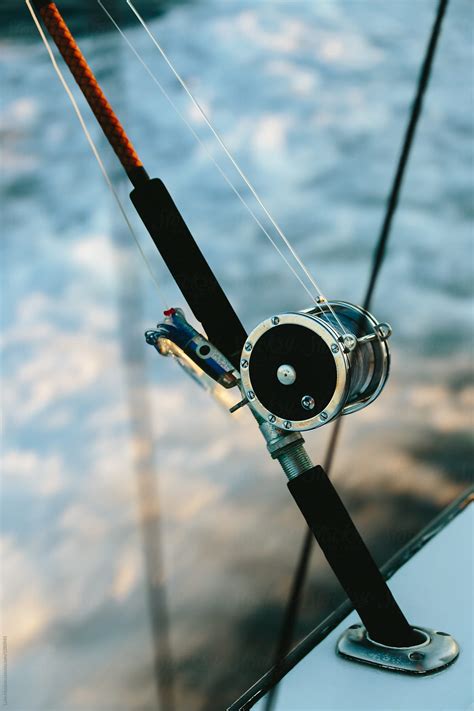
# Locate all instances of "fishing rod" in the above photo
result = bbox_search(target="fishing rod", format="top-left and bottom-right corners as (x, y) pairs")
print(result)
(28, 0), (459, 679)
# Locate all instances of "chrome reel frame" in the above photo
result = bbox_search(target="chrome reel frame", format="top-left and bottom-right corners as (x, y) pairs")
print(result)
(239, 301), (391, 432)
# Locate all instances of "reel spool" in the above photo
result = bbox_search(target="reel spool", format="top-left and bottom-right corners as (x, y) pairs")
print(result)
(239, 301), (391, 432)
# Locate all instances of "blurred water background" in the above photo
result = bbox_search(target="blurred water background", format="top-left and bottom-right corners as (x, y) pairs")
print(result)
(1, 1), (473, 709)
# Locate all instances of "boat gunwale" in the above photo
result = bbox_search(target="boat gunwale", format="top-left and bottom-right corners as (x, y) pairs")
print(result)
(228, 486), (474, 711)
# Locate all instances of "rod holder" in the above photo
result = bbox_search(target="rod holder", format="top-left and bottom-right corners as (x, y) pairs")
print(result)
(337, 624), (459, 674)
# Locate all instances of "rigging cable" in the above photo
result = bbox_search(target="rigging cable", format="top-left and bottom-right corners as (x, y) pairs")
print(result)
(264, 1), (449, 709)
(125, 0), (350, 336)
(118, 265), (177, 711)
(25, 0), (169, 307)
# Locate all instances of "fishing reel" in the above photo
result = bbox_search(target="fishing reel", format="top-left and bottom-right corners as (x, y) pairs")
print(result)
(239, 301), (391, 431)
(146, 301), (391, 432)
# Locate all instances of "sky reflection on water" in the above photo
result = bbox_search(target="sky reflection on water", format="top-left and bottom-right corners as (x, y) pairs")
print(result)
(1, 1), (473, 709)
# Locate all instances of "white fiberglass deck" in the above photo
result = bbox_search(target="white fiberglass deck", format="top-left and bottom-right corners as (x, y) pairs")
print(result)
(254, 501), (473, 711)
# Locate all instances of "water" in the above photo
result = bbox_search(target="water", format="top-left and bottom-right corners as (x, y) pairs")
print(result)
(1, 1), (473, 709)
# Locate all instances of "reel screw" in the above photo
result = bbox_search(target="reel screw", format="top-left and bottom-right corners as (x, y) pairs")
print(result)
(376, 322), (392, 341)
(283, 420), (292, 429)
(247, 390), (255, 400)
(331, 343), (339, 353)
(320, 411), (328, 421)
(301, 395), (315, 411)
(342, 334), (357, 352)
(241, 359), (249, 369)
(277, 364), (297, 385)
(268, 414), (276, 424)
(245, 342), (253, 352)
(271, 316), (280, 326)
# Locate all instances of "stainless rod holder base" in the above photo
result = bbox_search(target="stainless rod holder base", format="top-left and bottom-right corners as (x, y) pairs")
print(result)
(337, 624), (459, 675)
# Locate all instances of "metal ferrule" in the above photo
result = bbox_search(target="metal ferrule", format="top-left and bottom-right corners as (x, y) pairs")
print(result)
(257, 418), (313, 480)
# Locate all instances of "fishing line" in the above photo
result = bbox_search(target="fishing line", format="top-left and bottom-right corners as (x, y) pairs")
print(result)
(97, 0), (319, 307)
(125, 0), (349, 336)
(25, 0), (170, 309)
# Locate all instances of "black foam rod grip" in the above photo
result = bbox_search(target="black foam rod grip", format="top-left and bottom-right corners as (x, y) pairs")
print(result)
(130, 178), (247, 368)
(288, 466), (419, 647)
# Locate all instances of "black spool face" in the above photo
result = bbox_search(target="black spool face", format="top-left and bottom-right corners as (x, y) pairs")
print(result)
(248, 324), (337, 421)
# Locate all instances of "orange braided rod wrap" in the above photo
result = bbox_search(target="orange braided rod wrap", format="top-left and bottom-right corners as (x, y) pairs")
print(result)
(39, 2), (143, 176)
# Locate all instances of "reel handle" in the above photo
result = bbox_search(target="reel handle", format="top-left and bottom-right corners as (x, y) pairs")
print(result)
(287, 465), (420, 648)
